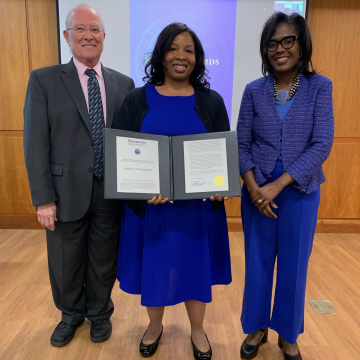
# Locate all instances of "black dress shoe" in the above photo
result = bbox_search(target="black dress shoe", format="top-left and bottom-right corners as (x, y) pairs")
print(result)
(50, 320), (84, 347)
(90, 319), (112, 343)
(278, 336), (303, 360)
(139, 326), (163, 358)
(240, 328), (268, 359)
(191, 333), (212, 359)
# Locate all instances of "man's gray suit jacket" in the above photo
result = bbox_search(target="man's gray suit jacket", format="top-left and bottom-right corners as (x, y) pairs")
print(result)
(24, 59), (134, 222)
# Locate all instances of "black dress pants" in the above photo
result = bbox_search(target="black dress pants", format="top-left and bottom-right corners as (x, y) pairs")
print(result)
(46, 176), (122, 325)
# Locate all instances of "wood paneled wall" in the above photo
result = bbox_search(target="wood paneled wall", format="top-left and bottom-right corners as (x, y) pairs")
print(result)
(0, 0), (58, 229)
(308, 0), (360, 224)
(225, 0), (360, 233)
(0, 0), (359, 232)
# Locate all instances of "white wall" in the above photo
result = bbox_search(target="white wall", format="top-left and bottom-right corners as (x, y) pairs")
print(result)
(58, 0), (131, 75)
(230, 1), (274, 129)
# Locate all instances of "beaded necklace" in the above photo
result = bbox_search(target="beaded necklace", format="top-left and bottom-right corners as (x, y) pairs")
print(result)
(273, 73), (300, 105)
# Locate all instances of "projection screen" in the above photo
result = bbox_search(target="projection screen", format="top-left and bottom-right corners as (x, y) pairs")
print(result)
(57, 0), (308, 130)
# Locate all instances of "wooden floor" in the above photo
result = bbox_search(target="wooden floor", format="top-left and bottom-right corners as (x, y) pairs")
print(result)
(0, 230), (360, 360)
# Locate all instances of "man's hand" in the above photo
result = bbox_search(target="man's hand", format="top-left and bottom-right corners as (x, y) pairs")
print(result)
(37, 202), (57, 231)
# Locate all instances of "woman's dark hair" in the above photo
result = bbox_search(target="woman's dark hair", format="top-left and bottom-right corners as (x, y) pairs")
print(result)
(260, 12), (316, 76)
(143, 22), (210, 88)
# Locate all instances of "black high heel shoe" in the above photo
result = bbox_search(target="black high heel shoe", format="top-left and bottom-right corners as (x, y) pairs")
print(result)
(139, 326), (163, 358)
(240, 328), (268, 359)
(278, 336), (302, 360)
(191, 333), (212, 359)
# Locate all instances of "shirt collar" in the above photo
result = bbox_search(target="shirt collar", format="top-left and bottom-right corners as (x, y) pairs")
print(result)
(73, 57), (103, 80)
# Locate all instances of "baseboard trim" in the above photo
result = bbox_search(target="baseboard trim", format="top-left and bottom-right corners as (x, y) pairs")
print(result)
(315, 219), (360, 233)
(1, 214), (359, 233)
(0, 214), (43, 229)
(227, 217), (360, 233)
(227, 218), (243, 232)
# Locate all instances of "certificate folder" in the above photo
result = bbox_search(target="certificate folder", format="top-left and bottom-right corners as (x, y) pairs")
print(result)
(104, 129), (241, 201)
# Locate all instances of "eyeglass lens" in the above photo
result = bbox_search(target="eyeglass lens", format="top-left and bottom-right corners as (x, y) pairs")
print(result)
(72, 26), (102, 34)
(266, 37), (295, 52)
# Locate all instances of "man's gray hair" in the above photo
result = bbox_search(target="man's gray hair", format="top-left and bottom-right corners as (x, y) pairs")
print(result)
(65, 4), (105, 31)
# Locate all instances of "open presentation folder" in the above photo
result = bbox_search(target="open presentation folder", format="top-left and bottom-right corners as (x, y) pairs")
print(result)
(104, 129), (241, 201)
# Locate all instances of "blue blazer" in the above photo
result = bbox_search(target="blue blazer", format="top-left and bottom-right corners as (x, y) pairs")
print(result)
(236, 73), (334, 194)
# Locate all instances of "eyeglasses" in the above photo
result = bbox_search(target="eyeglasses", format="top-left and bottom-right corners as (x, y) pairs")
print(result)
(67, 26), (103, 35)
(265, 36), (298, 52)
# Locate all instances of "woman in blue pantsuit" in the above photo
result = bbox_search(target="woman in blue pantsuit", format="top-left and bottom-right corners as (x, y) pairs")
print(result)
(237, 13), (334, 360)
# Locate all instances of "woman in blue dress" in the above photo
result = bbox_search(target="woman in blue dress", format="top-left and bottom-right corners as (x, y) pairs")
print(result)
(112, 23), (232, 359)
(237, 13), (334, 360)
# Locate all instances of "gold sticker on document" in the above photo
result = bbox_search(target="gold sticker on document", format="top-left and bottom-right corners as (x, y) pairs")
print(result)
(214, 175), (226, 187)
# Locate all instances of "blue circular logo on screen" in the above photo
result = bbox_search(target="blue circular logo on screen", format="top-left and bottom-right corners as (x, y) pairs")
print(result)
(135, 13), (229, 91)
(135, 149), (140, 155)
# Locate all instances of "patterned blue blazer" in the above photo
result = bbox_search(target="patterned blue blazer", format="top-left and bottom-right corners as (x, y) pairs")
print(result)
(236, 73), (334, 194)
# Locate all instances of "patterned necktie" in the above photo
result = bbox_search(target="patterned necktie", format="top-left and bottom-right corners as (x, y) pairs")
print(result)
(85, 68), (104, 179)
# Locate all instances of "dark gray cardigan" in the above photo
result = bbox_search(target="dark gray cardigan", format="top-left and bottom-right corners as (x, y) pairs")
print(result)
(112, 85), (230, 215)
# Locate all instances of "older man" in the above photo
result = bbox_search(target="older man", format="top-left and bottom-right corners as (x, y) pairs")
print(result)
(23, 4), (134, 347)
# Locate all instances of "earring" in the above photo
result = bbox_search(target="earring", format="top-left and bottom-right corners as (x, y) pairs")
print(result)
(300, 52), (303, 58)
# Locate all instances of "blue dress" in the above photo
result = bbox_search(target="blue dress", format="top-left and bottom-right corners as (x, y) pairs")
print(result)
(117, 85), (232, 307)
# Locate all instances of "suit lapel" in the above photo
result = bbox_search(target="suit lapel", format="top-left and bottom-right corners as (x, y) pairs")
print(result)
(60, 59), (92, 136)
(102, 65), (116, 128)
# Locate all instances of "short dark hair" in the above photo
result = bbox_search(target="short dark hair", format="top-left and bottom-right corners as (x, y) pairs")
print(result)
(143, 22), (210, 89)
(260, 12), (316, 76)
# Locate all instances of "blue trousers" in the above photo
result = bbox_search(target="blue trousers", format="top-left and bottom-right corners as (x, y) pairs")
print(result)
(241, 160), (320, 344)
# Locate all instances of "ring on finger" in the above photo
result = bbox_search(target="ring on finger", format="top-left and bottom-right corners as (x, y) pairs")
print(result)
(257, 198), (263, 204)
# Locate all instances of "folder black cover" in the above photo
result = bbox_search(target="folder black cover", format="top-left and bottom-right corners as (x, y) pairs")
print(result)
(104, 129), (241, 200)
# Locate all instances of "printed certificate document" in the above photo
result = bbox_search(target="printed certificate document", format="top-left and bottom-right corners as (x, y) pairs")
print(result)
(183, 138), (229, 193)
(104, 129), (241, 200)
(116, 136), (160, 194)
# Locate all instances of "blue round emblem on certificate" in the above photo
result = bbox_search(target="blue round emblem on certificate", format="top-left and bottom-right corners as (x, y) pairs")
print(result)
(135, 149), (140, 155)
